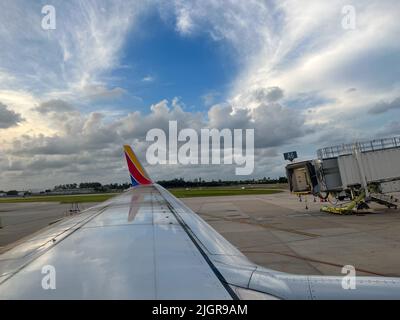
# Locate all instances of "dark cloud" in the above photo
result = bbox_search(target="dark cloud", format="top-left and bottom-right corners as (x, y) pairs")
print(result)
(11, 116), (120, 157)
(209, 101), (311, 148)
(12, 135), (80, 156)
(27, 157), (74, 171)
(252, 102), (310, 147)
(248, 87), (284, 104)
(208, 87), (310, 148)
(369, 97), (400, 114)
(34, 99), (76, 114)
(33, 99), (76, 114)
(116, 99), (205, 140)
(208, 103), (251, 129)
(0, 102), (23, 129)
(81, 85), (126, 100)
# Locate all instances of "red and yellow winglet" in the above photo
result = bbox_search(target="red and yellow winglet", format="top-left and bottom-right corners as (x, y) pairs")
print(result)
(123, 145), (152, 186)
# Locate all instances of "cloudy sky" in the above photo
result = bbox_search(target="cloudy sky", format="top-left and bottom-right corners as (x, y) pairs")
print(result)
(0, 0), (400, 190)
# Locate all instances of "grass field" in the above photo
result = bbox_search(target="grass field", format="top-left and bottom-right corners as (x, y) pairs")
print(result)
(0, 194), (118, 204)
(0, 186), (284, 203)
(169, 188), (283, 198)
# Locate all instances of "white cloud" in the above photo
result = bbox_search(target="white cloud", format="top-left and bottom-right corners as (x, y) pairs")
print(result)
(79, 84), (126, 100)
(229, 1), (400, 127)
(142, 75), (155, 82)
(0, 1), (148, 103)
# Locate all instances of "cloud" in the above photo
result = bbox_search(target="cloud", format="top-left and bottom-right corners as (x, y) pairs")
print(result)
(55, 1), (148, 91)
(3, 95), (305, 188)
(33, 100), (76, 114)
(166, 1), (400, 133)
(260, 87), (284, 103)
(202, 91), (220, 106)
(142, 75), (155, 82)
(116, 99), (205, 140)
(232, 87), (285, 109)
(80, 85), (126, 100)
(166, 0), (279, 60)
(208, 103), (251, 130)
(11, 111), (119, 157)
(0, 102), (24, 129)
(0, 1), (148, 102)
(208, 86), (310, 149)
(9, 98), (204, 159)
(174, 4), (195, 35)
(369, 97), (400, 114)
(378, 120), (400, 137)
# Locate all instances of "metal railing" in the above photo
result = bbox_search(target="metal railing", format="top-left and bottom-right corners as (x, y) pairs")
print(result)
(317, 136), (400, 159)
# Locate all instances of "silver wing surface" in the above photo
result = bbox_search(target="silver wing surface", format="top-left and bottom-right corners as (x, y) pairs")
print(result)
(1, 184), (400, 299)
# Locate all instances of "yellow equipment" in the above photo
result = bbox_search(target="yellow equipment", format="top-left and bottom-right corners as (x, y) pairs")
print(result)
(320, 190), (366, 215)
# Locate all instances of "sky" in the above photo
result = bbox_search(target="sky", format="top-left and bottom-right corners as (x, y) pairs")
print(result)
(0, 0), (400, 190)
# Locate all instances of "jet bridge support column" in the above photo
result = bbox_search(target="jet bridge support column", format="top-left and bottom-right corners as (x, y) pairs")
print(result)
(353, 144), (369, 198)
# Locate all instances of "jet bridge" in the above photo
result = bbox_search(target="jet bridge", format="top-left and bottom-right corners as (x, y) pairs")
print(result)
(286, 137), (400, 213)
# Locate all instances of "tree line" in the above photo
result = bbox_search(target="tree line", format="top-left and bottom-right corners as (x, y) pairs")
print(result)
(53, 182), (131, 192)
(156, 177), (288, 188)
(1, 177), (288, 194)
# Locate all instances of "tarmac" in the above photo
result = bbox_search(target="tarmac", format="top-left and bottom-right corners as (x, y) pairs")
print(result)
(0, 202), (95, 249)
(184, 191), (400, 277)
(1, 191), (399, 276)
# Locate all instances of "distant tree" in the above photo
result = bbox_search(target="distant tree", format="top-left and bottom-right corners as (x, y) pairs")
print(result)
(156, 177), (286, 188)
(103, 183), (131, 191)
(6, 190), (18, 196)
(79, 182), (102, 189)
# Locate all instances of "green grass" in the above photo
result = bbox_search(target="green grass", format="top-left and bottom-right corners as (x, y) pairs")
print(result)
(169, 188), (283, 198)
(0, 194), (118, 204)
(0, 186), (284, 203)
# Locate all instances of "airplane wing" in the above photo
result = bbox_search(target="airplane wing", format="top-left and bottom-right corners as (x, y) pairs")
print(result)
(1, 145), (400, 300)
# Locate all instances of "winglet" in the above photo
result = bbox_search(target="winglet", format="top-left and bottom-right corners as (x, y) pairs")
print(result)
(123, 145), (152, 186)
